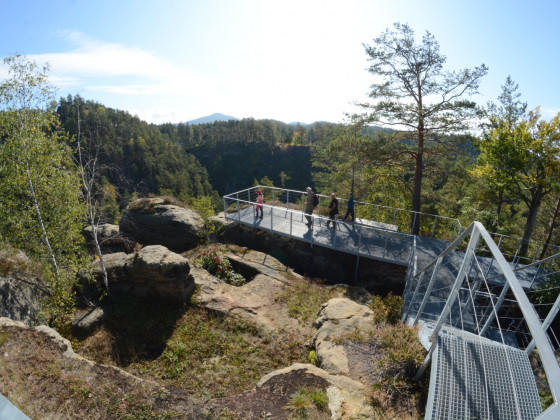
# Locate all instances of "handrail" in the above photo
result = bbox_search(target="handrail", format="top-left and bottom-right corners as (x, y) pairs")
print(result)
(223, 191), (416, 266)
(225, 185), (464, 242)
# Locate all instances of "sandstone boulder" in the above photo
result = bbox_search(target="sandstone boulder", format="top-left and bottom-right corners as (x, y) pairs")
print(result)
(257, 363), (375, 419)
(71, 306), (105, 337)
(0, 274), (49, 326)
(97, 245), (195, 301)
(120, 198), (203, 252)
(313, 297), (374, 375)
(83, 223), (135, 253)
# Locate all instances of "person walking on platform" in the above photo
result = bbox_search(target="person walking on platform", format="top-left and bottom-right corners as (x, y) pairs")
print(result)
(342, 192), (355, 223)
(304, 187), (315, 227)
(255, 189), (264, 218)
(326, 193), (339, 229)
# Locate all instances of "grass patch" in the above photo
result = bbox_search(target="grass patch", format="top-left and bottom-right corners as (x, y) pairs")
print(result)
(275, 277), (338, 325)
(73, 298), (308, 400)
(286, 388), (329, 420)
(0, 331), (10, 347)
(128, 306), (307, 398)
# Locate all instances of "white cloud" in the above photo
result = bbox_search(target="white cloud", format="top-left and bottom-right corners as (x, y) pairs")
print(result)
(28, 31), (216, 97)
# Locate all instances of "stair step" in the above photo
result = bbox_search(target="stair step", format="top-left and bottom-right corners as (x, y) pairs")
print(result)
(426, 332), (542, 420)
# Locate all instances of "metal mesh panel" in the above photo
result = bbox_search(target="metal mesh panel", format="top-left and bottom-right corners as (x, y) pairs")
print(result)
(428, 332), (542, 420)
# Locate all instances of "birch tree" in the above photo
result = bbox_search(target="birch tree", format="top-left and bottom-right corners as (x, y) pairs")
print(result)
(0, 55), (87, 314)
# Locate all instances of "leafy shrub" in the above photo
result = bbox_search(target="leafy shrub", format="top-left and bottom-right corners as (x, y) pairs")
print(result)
(369, 292), (403, 324)
(195, 246), (246, 286)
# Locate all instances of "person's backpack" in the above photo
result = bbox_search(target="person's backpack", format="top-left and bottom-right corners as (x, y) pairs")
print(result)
(313, 193), (319, 206)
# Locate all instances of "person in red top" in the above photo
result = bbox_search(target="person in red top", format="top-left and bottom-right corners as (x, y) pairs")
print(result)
(255, 189), (264, 218)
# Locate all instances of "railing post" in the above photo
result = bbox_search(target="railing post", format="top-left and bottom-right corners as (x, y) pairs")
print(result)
(287, 191), (290, 210)
(273, 189), (276, 207)
(236, 192), (241, 222)
(354, 228), (362, 283)
(411, 212), (418, 235)
(289, 210), (293, 236)
(270, 205), (273, 230)
(431, 216), (437, 238)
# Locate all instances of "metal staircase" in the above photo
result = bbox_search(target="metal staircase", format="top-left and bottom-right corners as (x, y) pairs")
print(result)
(403, 222), (560, 420)
(427, 328), (541, 419)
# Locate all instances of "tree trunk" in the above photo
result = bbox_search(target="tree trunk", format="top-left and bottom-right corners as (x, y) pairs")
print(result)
(411, 130), (424, 235)
(496, 188), (503, 217)
(26, 169), (60, 279)
(519, 194), (542, 259)
(539, 195), (560, 260)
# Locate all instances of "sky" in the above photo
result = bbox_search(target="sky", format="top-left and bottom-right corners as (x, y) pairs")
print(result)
(1, 0), (559, 125)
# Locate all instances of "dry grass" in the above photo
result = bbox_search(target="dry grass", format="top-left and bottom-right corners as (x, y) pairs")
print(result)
(0, 326), (180, 419)
(274, 276), (341, 326)
(73, 297), (308, 399)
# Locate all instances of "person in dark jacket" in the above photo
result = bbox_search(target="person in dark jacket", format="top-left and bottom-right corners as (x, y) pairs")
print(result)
(326, 192), (339, 229)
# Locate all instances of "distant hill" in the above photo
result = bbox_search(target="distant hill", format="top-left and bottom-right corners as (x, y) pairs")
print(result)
(187, 113), (239, 125)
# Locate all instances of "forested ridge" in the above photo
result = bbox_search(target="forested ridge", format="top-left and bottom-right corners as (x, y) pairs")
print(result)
(57, 96), (218, 219)
(159, 118), (340, 195)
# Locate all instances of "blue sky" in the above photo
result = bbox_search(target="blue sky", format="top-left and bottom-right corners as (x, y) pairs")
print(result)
(1, 0), (559, 124)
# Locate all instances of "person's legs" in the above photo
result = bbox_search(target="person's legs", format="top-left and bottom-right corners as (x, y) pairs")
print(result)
(304, 209), (312, 226)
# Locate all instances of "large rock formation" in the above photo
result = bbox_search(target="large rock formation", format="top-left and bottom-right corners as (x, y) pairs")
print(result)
(0, 274), (49, 326)
(213, 212), (407, 294)
(83, 223), (135, 254)
(119, 198), (204, 252)
(97, 245), (195, 300)
(313, 298), (375, 376)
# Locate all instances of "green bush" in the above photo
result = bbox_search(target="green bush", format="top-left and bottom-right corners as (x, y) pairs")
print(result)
(195, 246), (246, 286)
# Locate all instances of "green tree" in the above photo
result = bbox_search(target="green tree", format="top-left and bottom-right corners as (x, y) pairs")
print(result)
(479, 77), (528, 218)
(0, 55), (88, 318)
(471, 109), (560, 257)
(358, 23), (488, 233)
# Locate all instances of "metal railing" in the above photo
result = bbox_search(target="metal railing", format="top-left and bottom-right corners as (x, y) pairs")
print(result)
(403, 221), (560, 418)
(223, 186), (416, 266)
(224, 185), (463, 240)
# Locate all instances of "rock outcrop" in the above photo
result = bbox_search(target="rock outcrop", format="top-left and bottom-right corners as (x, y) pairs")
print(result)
(0, 274), (49, 326)
(257, 363), (375, 419)
(190, 247), (305, 335)
(97, 245), (195, 301)
(120, 198), (204, 252)
(313, 298), (375, 376)
(83, 223), (135, 254)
